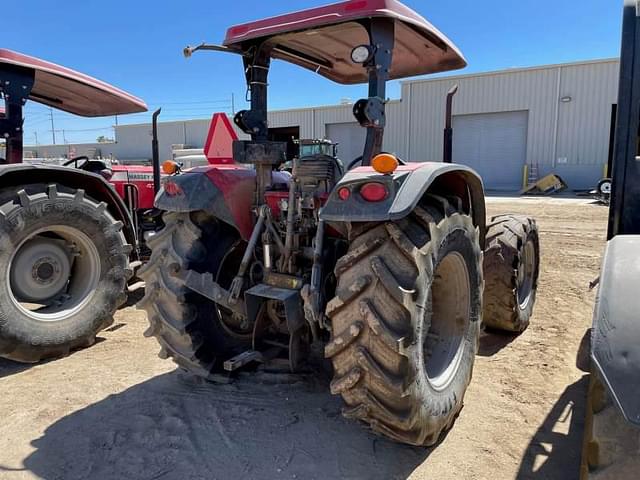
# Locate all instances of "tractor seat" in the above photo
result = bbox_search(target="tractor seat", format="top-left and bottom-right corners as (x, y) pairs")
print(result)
(82, 159), (110, 174)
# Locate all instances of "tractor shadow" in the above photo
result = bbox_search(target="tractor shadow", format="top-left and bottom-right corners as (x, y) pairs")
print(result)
(23, 370), (431, 480)
(0, 358), (32, 379)
(516, 376), (589, 479)
(478, 330), (519, 357)
(121, 287), (145, 309)
(0, 339), (109, 379)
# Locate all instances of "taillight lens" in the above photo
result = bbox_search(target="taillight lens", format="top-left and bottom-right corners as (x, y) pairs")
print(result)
(164, 181), (183, 196)
(360, 183), (388, 202)
(338, 187), (351, 200)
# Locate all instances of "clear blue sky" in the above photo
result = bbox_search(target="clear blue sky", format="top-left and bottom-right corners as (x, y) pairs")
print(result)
(4, 0), (623, 145)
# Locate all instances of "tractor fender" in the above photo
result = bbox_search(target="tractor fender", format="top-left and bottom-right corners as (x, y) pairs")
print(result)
(320, 162), (486, 247)
(156, 165), (290, 241)
(0, 163), (137, 249)
(591, 235), (640, 426)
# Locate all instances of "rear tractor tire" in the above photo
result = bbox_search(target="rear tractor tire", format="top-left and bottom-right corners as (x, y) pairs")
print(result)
(326, 196), (483, 446)
(137, 212), (251, 379)
(0, 183), (132, 363)
(483, 215), (540, 333)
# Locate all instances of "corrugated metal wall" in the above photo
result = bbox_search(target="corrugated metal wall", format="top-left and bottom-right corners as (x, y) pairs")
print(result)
(554, 62), (619, 186)
(402, 60), (619, 188)
(22, 142), (122, 160)
(108, 102), (405, 163)
(30, 59), (618, 189)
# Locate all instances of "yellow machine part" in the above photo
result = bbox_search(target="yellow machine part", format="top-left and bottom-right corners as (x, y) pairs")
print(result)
(522, 174), (568, 195)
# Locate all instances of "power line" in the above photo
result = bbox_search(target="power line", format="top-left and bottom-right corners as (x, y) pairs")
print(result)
(146, 105), (233, 111)
(50, 126), (114, 133)
(25, 118), (54, 127)
(25, 112), (52, 119)
(119, 112), (234, 119)
(145, 99), (232, 105)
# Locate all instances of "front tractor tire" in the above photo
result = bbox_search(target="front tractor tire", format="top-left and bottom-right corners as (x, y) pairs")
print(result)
(483, 215), (540, 333)
(326, 196), (483, 446)
(137, 212), (251, 379)
(0, 183), (131, 363)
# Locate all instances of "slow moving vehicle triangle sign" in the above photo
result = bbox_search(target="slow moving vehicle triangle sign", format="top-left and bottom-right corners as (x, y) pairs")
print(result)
(204, 113), (238, 164)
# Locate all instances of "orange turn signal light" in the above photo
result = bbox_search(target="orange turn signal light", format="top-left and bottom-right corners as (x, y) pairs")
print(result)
(162, 160), (179, 175)
(371, 153), (399, 175)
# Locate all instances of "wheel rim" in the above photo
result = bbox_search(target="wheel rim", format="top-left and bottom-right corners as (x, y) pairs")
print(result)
(424, 251), (470, 391)
(599, 181), (612, 195)
(8, 226), (101, 322)
(517, 239), (536, 309)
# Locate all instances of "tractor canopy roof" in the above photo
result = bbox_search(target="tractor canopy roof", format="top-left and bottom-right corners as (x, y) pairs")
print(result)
(223, 0), (466, 84)
(0, 49), (147, 117)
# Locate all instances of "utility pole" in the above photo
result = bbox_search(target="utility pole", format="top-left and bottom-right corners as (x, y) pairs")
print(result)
(34, 132), (38, 145)
(62, 130), (67, 144)
(49, 108), (56, 144)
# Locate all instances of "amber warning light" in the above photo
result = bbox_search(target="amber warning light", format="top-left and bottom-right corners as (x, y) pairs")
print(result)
(371, 153), (399, 175)
(162, 160), (180, 175)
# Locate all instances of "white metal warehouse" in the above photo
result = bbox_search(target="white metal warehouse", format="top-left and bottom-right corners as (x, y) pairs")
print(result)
(27, 58), (620, 191)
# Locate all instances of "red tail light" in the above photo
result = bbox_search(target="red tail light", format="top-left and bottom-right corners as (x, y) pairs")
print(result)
(338, 187), (351, 200)
(164, 181), (183, 196)
(359, 182), (388, 202)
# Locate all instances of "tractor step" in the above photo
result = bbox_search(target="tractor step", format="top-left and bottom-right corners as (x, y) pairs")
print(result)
(223, 347), (280, 372)
(245, 283), (309, 372)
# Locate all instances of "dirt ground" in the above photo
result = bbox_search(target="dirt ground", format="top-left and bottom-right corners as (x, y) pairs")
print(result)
(0, 197), (608, 480)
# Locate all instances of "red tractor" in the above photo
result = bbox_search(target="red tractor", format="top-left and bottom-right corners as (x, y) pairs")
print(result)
(0, 49), (147, 362)
(108, 112), (239, 258)
(138, 0), (540, 446)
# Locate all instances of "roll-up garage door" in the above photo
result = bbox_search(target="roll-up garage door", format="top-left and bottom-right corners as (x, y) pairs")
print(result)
(453, 111), (529, 191)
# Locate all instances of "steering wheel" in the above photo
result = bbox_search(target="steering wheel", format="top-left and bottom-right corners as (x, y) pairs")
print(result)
(62, 156), (90, 170)
(347, 153), (406, 171)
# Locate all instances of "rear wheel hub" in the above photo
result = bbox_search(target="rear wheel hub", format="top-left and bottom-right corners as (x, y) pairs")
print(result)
(8, 226), (101, 322)
(11, 238), (72, 303)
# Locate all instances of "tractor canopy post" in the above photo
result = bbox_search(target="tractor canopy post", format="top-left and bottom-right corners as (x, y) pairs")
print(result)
(0, 64), (34, 164)
(354, 18), (395, 166)
(232, 44), (285, 204)
(243, 46), (271, 142)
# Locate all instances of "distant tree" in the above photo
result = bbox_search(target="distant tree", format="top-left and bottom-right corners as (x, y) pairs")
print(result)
(96, 135), (114, 143)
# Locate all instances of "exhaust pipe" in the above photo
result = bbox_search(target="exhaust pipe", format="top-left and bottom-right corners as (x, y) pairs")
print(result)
(152, 108), (162, 195)
(443, 84), (458, 164)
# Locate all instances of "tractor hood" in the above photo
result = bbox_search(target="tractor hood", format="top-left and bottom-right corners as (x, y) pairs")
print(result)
(223, 0), (466, 84)
(0, 49), (147, 117)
